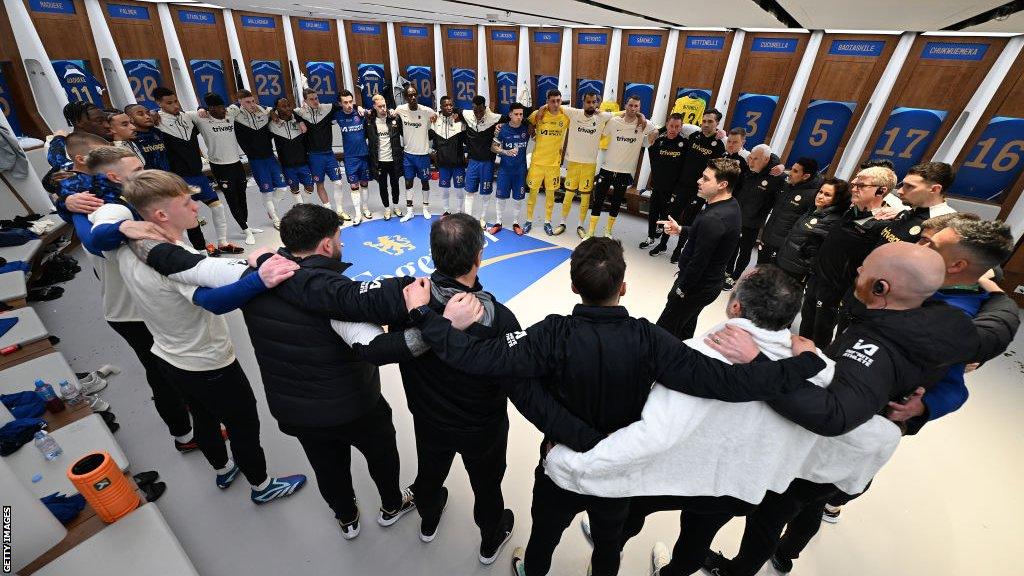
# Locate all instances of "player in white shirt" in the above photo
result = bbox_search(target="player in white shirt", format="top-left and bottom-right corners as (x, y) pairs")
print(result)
(584, 95), (657, 239)
(112, 169), (308, 504)
(395, 84), (437, 222)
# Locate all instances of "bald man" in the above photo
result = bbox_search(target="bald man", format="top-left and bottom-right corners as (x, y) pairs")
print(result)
(703, 241), (982, 576)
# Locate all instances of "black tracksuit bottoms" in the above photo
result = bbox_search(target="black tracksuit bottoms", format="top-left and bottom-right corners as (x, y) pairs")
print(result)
(656, 281), (720, 341)
(798, 279), (842, 348)
(525, 464), (631, 576)
(155, 358), (267, 486)
(211, 161), (249, 230)
(376, 160), (401, 206)
(279, 397), (403, 521)
(647, 188), (673, 239)
(726, 479), (842, 576)
(775, 481), (868, 564)
(621, 495), (755, 576)
(107, 320), (192, 438)
(727, 226), (760, 280)
(412, 418), (508, 544)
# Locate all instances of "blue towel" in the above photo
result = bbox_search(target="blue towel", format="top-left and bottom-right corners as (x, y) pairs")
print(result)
(0, 390), (45, 418)
(0, 417), (46, 455)
(0, 261), (30, 274)
(40, 492), (86, 524)
(0, 316), (18, 338)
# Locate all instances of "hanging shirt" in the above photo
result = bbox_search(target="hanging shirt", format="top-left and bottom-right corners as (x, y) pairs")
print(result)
(395, 104), (435, 155)
(564, 107), (615, 164)
(672, 96), (706, 126)
(334, 108), (369, 158)
(600, 115), (657, 174)
(493, 123), (530, 174)
(527, 108), (570, 167)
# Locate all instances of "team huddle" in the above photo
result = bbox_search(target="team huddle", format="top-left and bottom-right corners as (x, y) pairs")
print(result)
(36, 82), (1022, 576)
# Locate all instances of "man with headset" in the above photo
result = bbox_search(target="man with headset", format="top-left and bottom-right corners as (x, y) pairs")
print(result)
(798, 165), (893, 347)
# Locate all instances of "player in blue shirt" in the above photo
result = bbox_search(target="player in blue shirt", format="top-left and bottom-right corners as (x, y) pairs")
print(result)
(335, 89), (371, 225)
(488, 103), (530, 236)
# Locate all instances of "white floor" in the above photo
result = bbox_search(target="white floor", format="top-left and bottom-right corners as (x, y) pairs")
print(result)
(32, 184), (1024, 575)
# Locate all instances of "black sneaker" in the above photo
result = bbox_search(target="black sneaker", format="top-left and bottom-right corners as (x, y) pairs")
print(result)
(339, 510), (361, 540)
(771, 553), (793, 574)
(479, 509), (514, 564)
(670, 250), (681, 265)
(419, 487), (448, 543)
(133, 470), (160, 486)
(649, 244), (667, 257)
(378, 487), (416, 527)
(703, 550), (733, 576)
(639, 237), (657, 249)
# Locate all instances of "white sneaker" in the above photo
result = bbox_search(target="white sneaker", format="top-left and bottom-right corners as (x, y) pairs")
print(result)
(400, 209), (415, 223)
(86, 394), (110, 412)
(651, 542), (671, 575)
(249, 227), (264, 234)
(384, 207), (392, 220)
(479, 218), (487, 230)
(338, 211), (351, 222)
(351, 211), (362, 226)
(78, 374), (107, 395)
(244, 229), (256, 245)
(339, 511), (361, 541)
(362, 209), (373, 220)
(272, 218), (281, 230)
(422, 206), (432, 220)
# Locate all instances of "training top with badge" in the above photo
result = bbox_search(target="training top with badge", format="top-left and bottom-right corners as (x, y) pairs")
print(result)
(563, 107), (615, 164)
(528, 109), (570, 167)
(227, 106), (275, 160)
(648, 130), (688, 191)
(194, 116), (242, 165)
(600, 116), (657, 174)
(156, 110), (204, 176)
(335, 108), (369, 157)
(294, 103), (341, 154)
(462, 109), (505, 162)
(877, 203), (957, 245)
(269, 118), (308, 168)
(494, 123), (530, 173)
(395, 105), (434, 155)
(678, 130), (725, 194)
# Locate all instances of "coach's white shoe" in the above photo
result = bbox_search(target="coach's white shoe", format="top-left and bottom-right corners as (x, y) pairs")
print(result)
(244, 229), (256, 245)
(400, 209), (415, 223)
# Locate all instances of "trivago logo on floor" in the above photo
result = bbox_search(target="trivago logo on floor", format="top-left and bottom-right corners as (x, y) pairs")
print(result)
(340, 217), (571, 302)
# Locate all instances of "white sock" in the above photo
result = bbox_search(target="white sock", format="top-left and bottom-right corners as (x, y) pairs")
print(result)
(211, 202), (228, 245)
(322, 201), (332, 209)
(174, 430), (193, 443)
(294, 191), (305, 204)
(273, 188), (285, 202)
(441, 187), (450, 211)
(215, 459), (235, 475)
(333, 190), (347, 213)
(360, 186), (369, 210)
(465, 192), (475, 217)
(454, 189), (466, 213)
(495, 197), (506, 224)
(405, 187), (413, 204)
(350, 190), (362, 214)
(514, 199), (525, 223)
(264, 198), (279, 221)
(253, 477), (271, 491)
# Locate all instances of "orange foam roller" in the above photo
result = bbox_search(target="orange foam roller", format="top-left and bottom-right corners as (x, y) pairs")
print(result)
(67, 452), (140, 523)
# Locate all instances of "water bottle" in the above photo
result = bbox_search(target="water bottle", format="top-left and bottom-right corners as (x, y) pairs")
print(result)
(58, 379), (83, 407)
(34, 379), (66, 414)
(34, 430), (63, 461)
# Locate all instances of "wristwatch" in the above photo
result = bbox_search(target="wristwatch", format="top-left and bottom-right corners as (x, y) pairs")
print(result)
(408, 304), (432, 324)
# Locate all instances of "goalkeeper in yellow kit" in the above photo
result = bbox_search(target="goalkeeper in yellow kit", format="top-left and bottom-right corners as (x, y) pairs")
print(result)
(524, 90), (570, 235)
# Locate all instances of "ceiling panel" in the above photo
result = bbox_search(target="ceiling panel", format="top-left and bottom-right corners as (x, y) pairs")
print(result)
(779, 0), (1010, 31)
(597, 0), (787, 28)
(964, 11), (1024, 33)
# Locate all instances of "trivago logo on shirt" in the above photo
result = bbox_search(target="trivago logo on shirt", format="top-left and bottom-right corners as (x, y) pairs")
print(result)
(615, 135), (639, 144)
(340, 217), (571, 302)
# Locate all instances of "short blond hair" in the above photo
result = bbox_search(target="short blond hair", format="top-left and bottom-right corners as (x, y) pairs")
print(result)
(372, 94), (386, 106)
(85, 145), (135, 173)
(122, 170), (192, 213)
(857, 166), (897, 192)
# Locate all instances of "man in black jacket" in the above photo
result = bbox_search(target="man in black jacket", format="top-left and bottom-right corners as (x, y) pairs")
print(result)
(656, 157), (743, 341)
(649, 108), (725, 261)
(386, 213), (604, 565)
(703, 241), (981, 576)
(405, 237), (828, 576)
(799, 165), (893, 347)
(640, 113), (687, 250)
(430, 96), (468, 216)
(725, 144), (785, 288)
(241, 205), (419, 539)
(759, 157), (821, 264)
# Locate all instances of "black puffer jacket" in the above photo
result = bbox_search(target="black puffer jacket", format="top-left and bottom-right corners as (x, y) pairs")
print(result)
(775, 204), (844, 280)
(243, 252), (414, 427)
(761, 174), (823, 249)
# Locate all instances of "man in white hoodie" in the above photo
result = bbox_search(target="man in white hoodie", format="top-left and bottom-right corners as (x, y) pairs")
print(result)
(544, 265), (901, 576)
